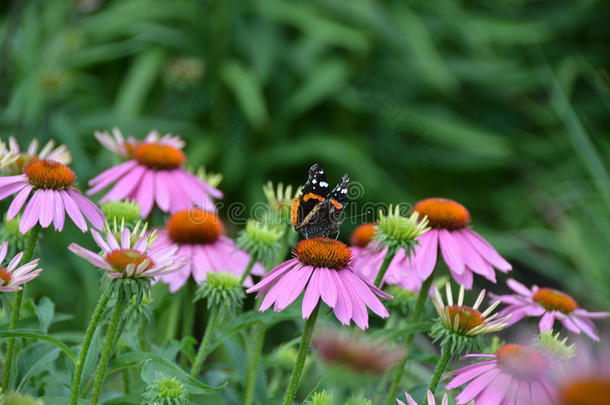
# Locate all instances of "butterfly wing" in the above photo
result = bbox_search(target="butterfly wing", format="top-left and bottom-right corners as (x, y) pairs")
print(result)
(291, 164), (330, 229)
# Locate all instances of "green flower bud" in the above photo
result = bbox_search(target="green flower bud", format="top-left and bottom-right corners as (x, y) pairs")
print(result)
(237, 220), (284, 267)
(101, 199), (141, 224)
(143, 377), (188, 405)
(195, 272), (244, 311)
(375, 205), (430, 256)
(534, 330), (575, 360)
(311, 390), (335, 405)
(3, 392), (44, 405)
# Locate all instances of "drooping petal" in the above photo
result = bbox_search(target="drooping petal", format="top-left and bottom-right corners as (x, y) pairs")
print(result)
(7, 184), (33, 220)
(438, 229), (465, 275)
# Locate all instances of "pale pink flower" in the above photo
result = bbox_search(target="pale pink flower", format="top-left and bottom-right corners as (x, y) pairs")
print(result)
(446, 344), (555, 404)
(0, 242), (42, 292)
(397, 391), (448, 405)
(407, 197), (512, 289)
(69, 227), (186, 279)
(247, 237), (391, 330)
(152, 208), (264, 292)
(0, 160), (105, 233)
(1, 136), (71, 174)
(491, 279), (609, 341)
(87, 129), (222, 216)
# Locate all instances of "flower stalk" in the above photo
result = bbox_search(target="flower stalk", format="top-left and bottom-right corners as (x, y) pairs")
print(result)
(90, 292), (127, 405)
(374, 247), (397, 287)
(384, 272), (435, 405)
(238, 255), (257, 285)
(428, 347), (451, 394)
(70, 288), (111, 405)
(190, 304), (221, 377)
(1, 225), (41, 392)
(282, 303), (320, 405)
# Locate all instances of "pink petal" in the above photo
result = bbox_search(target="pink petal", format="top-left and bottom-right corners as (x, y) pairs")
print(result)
(539, 311), (555, 332)
(60, 190), (87, 232)
(474, 373), (511, 404)
(412, 229), (439, 280)
(154, 171), (171, 212)
(7, 184), (33, 220)
(456, 232), (496, 282)
(68, 190), (105, 230)
(462, 229), (511, 272)
(438, 229), (465, 275)
(136, 170), (155, 216)
(342, 270), (389, 318)
(0, 181), (27, 200)
(454, 368), (502, 404)
(506, 279), (533, 297)
(101, 165), (146, 202)
(569, 315), (599, 341)
(39, 190), (55, 228)
(302, 270), (322, 318)
(445, 361), (496, 389)
(88, 160), (139, 194)
(275, 266), (313, 311)
(20, 189), (44, 233)
(330, 270), (352, 325)
(53, 190), (66, 230)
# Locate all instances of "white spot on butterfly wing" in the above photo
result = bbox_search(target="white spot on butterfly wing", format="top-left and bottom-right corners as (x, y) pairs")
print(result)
(312, 179), (317, 184)
(341, 189), (347, 194)
(320, 181), (328, 187)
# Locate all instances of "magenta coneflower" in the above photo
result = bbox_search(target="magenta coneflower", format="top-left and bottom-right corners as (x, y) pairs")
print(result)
(69, 227), (186, 279)
(446, 343), (555, 404)
(152, 208), (264, 292)
(87, 129), (222, 217)
(407, 198), (512, 289)
(0, 159), (105, 233)
(397, 391), (448, 405)
(2, 136), (71, 174)
(247, 237), (391, 330)
(491, 279), (609, 341)
(350, 223), (424, 293)
(0, 241), (42, 292)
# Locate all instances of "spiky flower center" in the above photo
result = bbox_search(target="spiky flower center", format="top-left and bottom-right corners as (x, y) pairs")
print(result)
(495, 344), (547, 379)
(413, 198), (470, 230)
(167, 209), (224, 245)
(105, 249), (154, 273)
(350, 223), (376, 248)
(133, 143), (185, 170)
(0, 266), (11, 285)
(560, 378), (610, 405)
(158, 378), (185, 399)
(25, 160), (75, 190)
(446, 305), (485, 332)
(533, 288), (578, 314)
(295, 238), (351, 270)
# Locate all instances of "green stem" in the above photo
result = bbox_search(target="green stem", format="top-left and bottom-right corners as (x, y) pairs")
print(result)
(239, 256), (257, 285)
(2, 225), (41, 392)
(70, 288), (111, 405)
(374, 248), (396, 287)
(180, 280), (195, 369)
(244, 323), (265, 405)
(122, 368), (130, 394)
(428, 348), (451, 395)
(191, 304), (221, 377)
(90, 293), (126, 405)
(384, 273), (435, 405)
(282, 304), (320, 405)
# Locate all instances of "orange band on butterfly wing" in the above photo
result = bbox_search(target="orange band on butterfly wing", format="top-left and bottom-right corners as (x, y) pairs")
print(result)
(302, 193), (325, 202)
(330, 199), (343, 210)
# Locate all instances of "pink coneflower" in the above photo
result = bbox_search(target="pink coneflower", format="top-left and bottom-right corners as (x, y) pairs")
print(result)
(313, 327), (405, 374)
(87, 129), (222, 217)
(491, 279), (610, 341)
(2, 136), (71, 174)
(247, 237), (391, 330)
(0, 241), (42, 291)
(69, 226), (186, 279)
(553, 345), (610, 405)
(350, 223), (424, 292)
(446, 343), (555, 404)
(407, 198), (512, 289)
(397, 391), (448, 405)
(152, 208), (264, 292)
(0, 160), (105, 233)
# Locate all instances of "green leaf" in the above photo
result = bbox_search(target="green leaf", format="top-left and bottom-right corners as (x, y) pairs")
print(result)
(221, 60), (269, 129)
(34, 296), (55, 333)
(0, 329), (76, 363)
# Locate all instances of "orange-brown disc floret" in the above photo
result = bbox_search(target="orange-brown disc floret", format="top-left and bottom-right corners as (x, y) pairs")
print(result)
(446, 305), (485, 332)
(167, 209), (224, 245)
(294, 237), (351, 270)
(0, 266), (11, 284)
(25, 160), (75, 190)
(560, 378), (610, 405)
(495, 344), (547, 379)
(350, 223), (377, 248)
(105, 249), (154, 273)
(133, 143), (185, 170)
(533, 288), (578, 314)
(413, 198), (471, 230)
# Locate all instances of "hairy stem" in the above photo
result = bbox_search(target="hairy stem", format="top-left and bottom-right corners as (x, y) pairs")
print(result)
(282, 304), (320, 405)
(384, 273), (435, 405)
(70, 288), (111, 405)
(244, 323), (265, 405)
(190, 304), (221, 377)
(2, 225), (41, 392)
(428, 347), (451, 395)
(239, 256), (257, 285)
(374, 248), (396, 287)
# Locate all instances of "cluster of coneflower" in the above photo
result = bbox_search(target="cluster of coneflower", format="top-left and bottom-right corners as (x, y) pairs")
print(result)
(0, 132), (607, 405)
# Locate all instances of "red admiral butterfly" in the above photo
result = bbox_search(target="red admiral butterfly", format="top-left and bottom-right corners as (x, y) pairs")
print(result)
(291, 164), (350, 239)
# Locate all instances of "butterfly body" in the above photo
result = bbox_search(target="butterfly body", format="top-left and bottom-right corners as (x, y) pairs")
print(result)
(291, 164), (350, 239)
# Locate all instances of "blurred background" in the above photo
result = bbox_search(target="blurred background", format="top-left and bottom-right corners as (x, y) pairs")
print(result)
(1, 0), (609, 337)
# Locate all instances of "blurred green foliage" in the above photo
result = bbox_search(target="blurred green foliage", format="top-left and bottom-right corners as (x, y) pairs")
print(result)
(1, 0), (609, 328)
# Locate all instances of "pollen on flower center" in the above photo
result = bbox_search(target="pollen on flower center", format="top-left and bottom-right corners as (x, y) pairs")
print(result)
(533, 288), (578, 314)
(560, 378), (610, 405)
(294, 237), (351, 270)
(105, 249), (154, 273)
(133, 143), (185, 170)
(495, 344), (547, 379)
(0, 266), (11, 285)
(167, 209), (224, 245)
(413, 198), (470, 230)
(350, 223), (377, 248)
(446, 305), (485, 332)
(24, 160), (75, 190)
